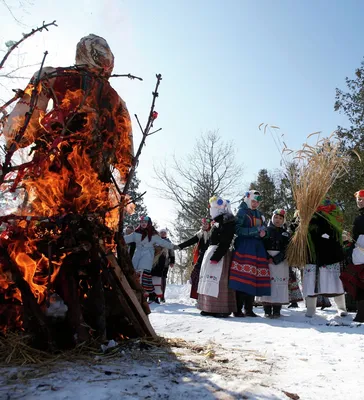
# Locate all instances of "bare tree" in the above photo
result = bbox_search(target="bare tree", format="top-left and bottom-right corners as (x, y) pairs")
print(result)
(1, 0), (33, 26)
(154, 130), (244, 239)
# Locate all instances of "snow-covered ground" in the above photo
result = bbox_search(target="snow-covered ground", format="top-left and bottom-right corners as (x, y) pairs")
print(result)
(1, 284), (364, 400)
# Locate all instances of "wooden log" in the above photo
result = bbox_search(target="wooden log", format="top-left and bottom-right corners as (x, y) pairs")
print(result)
(115, 241), (150, 315)
(100, 245), (157, 338)
(56, 264), (90, 343)
(86, 272), (106, 340)
(7, 257), (53, 348)
(102, 268), (146, 338)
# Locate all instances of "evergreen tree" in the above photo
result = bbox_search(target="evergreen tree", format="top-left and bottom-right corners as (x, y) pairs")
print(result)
(335, 59), (364, 148)
(273, 164), (297, 222)
(124, 172), (148, 228)
(333, 58), (364, 227)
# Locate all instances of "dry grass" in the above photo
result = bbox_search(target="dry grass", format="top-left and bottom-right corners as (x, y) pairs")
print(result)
(0, 332), (107, 366)
(283, 134), (349, 267)
(260, 124), (351, 267)
(0, 332), (189, 366)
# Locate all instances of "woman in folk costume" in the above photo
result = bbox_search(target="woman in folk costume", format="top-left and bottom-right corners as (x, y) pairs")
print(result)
(150, 228), (175, 304)
(124, 216), (177, 296)
(229, 190), (270, 317)
(341, 191), (364, 322)
(258, 209), (290, 318)
(303, 195), (347, 317)
(177, 218), (212, 299)
(197, 196), (237, 317)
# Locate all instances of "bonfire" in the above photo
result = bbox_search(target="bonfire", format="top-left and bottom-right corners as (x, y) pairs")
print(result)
(0, 24), (160, 355)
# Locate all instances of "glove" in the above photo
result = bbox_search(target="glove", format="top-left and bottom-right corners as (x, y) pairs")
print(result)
(173, 244), (180, 250)
(321, 233), (329, 239)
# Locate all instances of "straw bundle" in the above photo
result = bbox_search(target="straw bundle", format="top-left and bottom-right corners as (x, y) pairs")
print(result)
(284, 134), (349, 267)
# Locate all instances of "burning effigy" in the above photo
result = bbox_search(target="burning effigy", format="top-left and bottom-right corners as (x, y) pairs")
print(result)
(0, 31), (157, 352)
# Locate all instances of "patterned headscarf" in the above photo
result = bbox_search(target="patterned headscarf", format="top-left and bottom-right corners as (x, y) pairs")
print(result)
(316, 195), (344, 237)
(135, 215), (158, 241)
(271, 208), (286, 224)
(243, 190), (262, 209)
(354, 190), (364, 199)
(209, 196), (232, 219)
(75, 34), (114, 76)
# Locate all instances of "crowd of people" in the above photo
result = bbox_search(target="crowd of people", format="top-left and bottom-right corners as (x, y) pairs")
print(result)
(124, 189), (364, 323)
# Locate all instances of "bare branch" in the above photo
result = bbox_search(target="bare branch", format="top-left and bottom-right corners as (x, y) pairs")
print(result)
(153, 130), (244, 237)
(110, 73), (143, 81)
(0, 20), (57, 70)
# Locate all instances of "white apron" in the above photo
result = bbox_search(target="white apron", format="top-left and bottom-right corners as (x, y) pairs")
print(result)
(197, 245), (224, 298)
(352, 234), (364, 265)
(258, 250), (289, 304)
(303, 263), (344, 297)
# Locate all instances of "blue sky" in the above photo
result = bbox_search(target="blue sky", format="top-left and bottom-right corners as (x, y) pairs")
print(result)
(1, 0), (363, 229)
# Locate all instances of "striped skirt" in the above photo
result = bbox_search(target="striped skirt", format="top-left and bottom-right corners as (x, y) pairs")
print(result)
(136, 270), (154, 296)
(197, 249), (237, 314)
(229, 238), (271, 296)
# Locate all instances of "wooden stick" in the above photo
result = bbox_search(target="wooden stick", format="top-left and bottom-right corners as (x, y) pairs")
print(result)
(100, 244), (156, 338)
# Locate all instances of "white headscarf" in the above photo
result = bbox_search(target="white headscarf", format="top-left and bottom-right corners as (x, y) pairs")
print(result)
(75, 34), (114, 76)
(271, 209), (286, 226)
(243, 190), (262, 209)
(209, 196), (232, 219)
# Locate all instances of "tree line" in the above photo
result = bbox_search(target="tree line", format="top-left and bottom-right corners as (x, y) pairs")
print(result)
(128, 57), (364, 283)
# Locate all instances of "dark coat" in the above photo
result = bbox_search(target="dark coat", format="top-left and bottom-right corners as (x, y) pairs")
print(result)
(352, 208), (364, 242)
(209, 213), (236, 262)
(264, 223), (290, 265)
(308, 213), (344, 266)
(178, 231), (210, 266)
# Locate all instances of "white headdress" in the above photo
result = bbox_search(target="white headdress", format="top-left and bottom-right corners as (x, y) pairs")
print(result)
(75, 34), (114, 76)
(243, 190), (262, 209)
(209, 196), (232, 219)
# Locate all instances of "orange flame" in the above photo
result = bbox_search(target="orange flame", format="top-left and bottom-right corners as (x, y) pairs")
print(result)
(0, 68), (134, 333)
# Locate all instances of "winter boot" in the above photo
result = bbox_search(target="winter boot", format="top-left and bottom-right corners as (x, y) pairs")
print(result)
(354, 300), (364, 323)
(244, 295), (258, 317)
(305, 296), (317, 317)
(334, 294), (348, 317)
(272, 305), (282, 318)
(200, 311), (213, 316)
(213, 313), (230, 318)
(233, 311), (245, 318)
(263, 305), (272, 318)
(148, 292), (156, 304)
(288, 302), (299, 308)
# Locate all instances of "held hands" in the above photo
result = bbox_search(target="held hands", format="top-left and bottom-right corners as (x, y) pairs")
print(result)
(210, 260), (218, 264)
(169, 263), (174, 268)
(173, 245), (180, 250)
(259, 230), (266, 238)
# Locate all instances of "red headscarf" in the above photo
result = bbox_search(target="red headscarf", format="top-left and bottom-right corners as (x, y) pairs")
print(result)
(134, 216), (158, 241)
